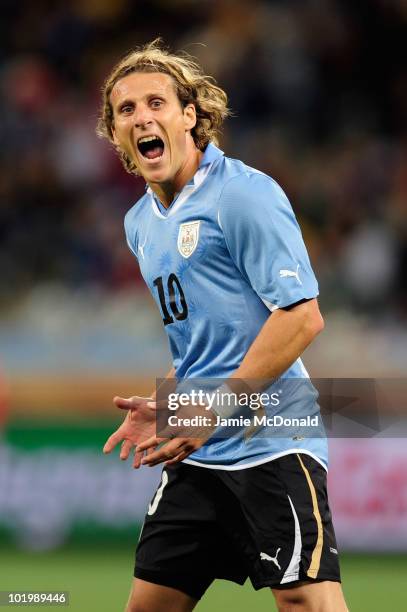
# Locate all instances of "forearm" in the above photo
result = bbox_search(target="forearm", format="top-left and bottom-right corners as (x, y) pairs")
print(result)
(150, 367), (176, 400)
(230, 299), (324, 391)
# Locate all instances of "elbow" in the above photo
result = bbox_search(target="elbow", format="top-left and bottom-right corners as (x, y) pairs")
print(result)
(300, 301), (324, 343)
(306, 309), (324, 341)
(314, 311), (325, 336)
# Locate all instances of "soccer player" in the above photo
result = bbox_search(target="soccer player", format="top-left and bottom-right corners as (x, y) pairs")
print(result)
(98, 40), (348, 612)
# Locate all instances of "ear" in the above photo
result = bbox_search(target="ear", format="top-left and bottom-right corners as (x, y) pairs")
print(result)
(183, 103), (197, 132)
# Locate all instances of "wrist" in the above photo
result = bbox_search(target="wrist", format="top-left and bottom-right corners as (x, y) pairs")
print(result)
(210, 383), (239, 419)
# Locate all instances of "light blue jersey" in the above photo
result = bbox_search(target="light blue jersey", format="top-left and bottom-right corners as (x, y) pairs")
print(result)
(125, 144), (328, 469)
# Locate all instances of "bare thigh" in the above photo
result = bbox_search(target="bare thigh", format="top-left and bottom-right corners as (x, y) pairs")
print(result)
(125, 578), (198, 612)
(272, 580), (349, 612)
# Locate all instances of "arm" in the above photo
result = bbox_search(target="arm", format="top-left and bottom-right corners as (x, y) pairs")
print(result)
(231, 299), (323, 384)
(138, 300), (323, 467)
(151, 367), (176, 400)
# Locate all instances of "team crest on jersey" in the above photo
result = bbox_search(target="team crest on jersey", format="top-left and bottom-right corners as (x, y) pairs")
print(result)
(177, 221), (201, 258)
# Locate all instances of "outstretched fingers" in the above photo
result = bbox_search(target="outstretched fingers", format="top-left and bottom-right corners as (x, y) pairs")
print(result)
(103, 430), (124, 454)
(113, 395), (149, 411)
(133, 448), (144, 469)
(120, 439), (134, 460)
(113, 396), (133, 410)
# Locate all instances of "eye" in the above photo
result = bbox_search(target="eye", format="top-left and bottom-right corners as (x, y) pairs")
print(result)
(150, 99), (163, 109)
(119, 103), (134, 114)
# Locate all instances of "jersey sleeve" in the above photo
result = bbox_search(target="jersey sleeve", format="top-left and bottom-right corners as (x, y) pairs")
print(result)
(218, 171), (318, 309)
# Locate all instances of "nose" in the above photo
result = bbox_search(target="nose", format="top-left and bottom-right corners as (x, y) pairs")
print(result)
(134, 105), (153, 129)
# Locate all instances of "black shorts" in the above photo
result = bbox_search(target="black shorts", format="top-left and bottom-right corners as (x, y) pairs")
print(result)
(135, 453), (341, 600)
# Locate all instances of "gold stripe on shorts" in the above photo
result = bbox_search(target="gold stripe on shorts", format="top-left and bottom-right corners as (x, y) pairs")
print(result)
(296, 453), (323, 579)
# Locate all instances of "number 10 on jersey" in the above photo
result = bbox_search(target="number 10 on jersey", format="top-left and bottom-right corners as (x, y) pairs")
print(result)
(153, 274), (188, 325)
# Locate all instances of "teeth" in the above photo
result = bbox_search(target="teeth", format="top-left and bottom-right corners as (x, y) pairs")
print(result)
(138, 135), (160, 144)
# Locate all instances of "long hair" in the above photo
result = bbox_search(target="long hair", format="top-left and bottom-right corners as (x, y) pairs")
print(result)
(96, 39), (230, 175)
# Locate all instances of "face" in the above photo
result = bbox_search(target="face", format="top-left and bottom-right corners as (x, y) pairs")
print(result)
(110, 72), (197, 185)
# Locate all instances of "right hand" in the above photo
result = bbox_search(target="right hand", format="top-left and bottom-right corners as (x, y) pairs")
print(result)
(103, 396), (158, 468)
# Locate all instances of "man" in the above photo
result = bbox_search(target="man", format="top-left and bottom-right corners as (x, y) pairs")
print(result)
(98, 40), (348, 611)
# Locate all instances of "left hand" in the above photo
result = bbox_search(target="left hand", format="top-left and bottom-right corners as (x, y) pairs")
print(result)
(137, 400), (217, 467)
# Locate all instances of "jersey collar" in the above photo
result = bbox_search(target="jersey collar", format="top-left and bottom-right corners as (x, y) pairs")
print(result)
(147, 143), (224, 218)
(199, 142), (224, 167)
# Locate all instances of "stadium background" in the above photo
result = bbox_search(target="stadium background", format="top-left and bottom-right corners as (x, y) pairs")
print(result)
(1, 0), (406, 610)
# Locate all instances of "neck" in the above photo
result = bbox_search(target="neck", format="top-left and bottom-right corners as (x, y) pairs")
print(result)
(149, 145), (203, 208)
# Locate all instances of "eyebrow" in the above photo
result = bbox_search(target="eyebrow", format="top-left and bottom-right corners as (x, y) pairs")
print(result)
(114, 98), (133, 109)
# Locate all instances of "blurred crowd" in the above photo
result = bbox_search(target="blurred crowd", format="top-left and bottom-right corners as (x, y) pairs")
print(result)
(1, 0), (406, 319)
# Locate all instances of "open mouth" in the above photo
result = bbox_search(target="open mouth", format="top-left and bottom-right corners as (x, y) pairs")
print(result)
(137, 135), (165, 160)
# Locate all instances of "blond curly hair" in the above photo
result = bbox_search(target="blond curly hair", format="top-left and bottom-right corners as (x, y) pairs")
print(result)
(96, 39), (230, 175)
